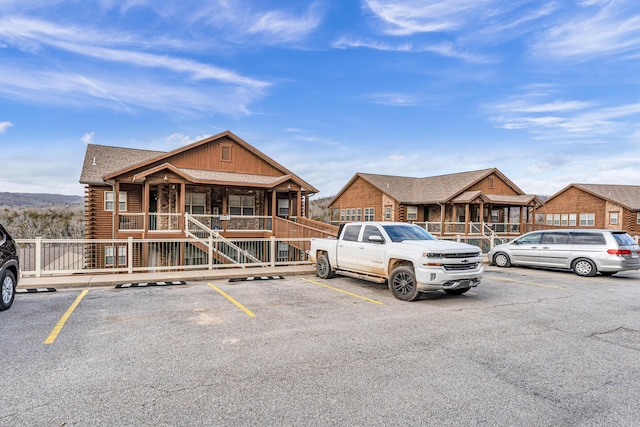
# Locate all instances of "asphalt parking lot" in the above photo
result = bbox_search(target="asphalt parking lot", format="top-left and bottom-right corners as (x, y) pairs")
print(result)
(2, 266), (640, 426)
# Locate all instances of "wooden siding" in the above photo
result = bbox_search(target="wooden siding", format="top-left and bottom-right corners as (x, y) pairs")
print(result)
(539, 186), (608, 228)
(468, 173), (519, 196)
(331, 176), (385, 221)
(84, 185), (113, 239)
(117, 136), (284, 181)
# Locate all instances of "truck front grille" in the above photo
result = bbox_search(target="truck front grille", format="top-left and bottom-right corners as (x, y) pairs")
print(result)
(443, 263), (479, 271)
(442, 252), (480, 259)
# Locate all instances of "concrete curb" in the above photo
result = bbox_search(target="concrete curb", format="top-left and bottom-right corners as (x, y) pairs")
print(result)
(18, 265), (317, 290)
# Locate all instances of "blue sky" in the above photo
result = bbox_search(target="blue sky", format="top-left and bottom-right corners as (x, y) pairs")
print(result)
(1, 0), (640, 198)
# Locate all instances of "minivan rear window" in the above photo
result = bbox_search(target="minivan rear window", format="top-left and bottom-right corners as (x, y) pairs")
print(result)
(612, 232), (636, 247)
(572, 232), (606, 245)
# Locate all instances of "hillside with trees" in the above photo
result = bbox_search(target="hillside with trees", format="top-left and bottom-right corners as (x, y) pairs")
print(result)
(0, 192), (84, 239)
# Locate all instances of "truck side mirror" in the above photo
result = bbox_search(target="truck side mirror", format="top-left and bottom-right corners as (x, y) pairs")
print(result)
(368, 235), (384, 244)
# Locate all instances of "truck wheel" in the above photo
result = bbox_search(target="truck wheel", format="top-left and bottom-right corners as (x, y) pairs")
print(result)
(388, 267), (420, 301)
(316, 254), (334, 279)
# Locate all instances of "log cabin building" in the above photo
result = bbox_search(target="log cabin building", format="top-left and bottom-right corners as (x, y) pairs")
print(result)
(79, 131), (335, 268)
(538, 183), (640, 235)
(329, 168), (543, 237)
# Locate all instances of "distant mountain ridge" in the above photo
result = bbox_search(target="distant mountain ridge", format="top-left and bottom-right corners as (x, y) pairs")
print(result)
(0, 192), (83, 208)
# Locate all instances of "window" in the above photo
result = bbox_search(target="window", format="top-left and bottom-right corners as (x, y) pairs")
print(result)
(229, 195), (254, 216)
(637, 212), (640, 225)
(546, 214), (553, 226)
(104, 191), (127, 211)
(355, 208), (362, 221)
(105, 245), (126, 266)
(340, 209), (345, 222)
(221, 144), (232, 162)
(569, 214), (577, 226)
(185, 192), (206, 215)
(579, 213), (595, 226)
(362, 225), (383, 242)
(385, 206), (392, 221)
(516, 232), (542, 244)
(343, 225), (361, 241)
(553, 214), (561, 226)
(561, 214), (568, 226)
(572, 232), (605, 245)
(364, 208), (375, 221)
(609, 212), (619, 225)
(541, 232), (570, 244)
(278, 199), (289, 216)
(407, 206), (418, 221)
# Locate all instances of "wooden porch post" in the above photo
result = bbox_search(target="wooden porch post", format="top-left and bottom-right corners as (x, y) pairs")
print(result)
(180, 182), (186, 234)
(440, 203), (445, 236)
(464, 203), (470, 234)
(143, 180), (149, 234)
(305, 193), (309, 219)
(271, 189), (277, 220)
(297, 189), (302, 219)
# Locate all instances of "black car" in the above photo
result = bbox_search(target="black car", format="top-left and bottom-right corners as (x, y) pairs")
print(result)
(0, 224), (19, 311)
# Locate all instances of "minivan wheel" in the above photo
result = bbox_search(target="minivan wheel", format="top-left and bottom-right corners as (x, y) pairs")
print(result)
(573, 259), (597, 277)
(0, 270), (16, 311)
(493, 252), (511, 268)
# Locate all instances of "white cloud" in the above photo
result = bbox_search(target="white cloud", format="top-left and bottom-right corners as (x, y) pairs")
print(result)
(165, 133), (210, 146)
(366, 92), (419, 106)
(0, 17), (269, 89)
(81, 132), (95, 144)
(362, 0), (544, 37)
(533, 0), (640, 60)
(485, 94), (640, 142)
(0, 64), (264, 115)
(0, 121), (13, 133)
(332, 36), (487, 62)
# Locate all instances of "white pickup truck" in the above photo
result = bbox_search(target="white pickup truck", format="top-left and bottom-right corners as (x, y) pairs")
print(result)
(308, 222), (484, 301)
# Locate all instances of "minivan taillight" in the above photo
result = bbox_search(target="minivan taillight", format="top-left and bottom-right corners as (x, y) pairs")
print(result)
(607, 249), (632, 255)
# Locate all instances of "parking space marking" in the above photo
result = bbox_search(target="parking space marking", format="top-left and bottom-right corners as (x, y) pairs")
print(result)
(44, 289), (89, 345)
(487, 275), (568, 290)
(207, 283), (256, 317)
(301, 278), (385, 305)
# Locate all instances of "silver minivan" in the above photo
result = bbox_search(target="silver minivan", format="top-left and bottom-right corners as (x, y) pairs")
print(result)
(488, 229), (640, 276)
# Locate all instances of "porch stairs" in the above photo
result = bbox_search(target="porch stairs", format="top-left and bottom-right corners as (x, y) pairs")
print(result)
(185, 215), (262, 266)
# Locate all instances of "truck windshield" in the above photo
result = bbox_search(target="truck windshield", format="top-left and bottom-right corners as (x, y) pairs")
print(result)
(382, 225), (436, 242)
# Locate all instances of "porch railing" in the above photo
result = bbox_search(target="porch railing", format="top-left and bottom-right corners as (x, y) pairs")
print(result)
(417, 221), (525, 236)
(185, 214), (262, 265)
(119, 213), (273, 233)
(17, 236), (310, 277)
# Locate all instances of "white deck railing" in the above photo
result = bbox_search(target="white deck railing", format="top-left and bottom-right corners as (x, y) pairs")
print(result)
(16, 236), (310, 278)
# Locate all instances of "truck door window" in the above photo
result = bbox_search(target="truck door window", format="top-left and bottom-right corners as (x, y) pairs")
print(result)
(362, 225), (384, 243)
(343, 225), (362, 242)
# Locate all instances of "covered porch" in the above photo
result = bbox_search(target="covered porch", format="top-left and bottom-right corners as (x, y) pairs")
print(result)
(416, 192), (542, 237)
(110, 164), (315, 239)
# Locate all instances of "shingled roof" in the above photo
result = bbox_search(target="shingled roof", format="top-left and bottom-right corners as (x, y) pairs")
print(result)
(79, 131), (318, 193)
(80, 144), (164, 185)
(547, 184), (640, 210)
(334, 168), (532, 205)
